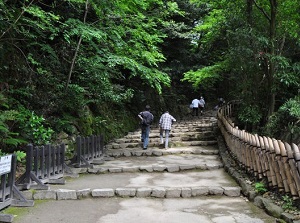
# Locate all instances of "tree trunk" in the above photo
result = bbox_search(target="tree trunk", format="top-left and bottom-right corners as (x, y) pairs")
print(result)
(246, 0), (254, 25)
(253, 0), (277, 119)
(66, 0), (89, 90)
(267, 0), (277, 118)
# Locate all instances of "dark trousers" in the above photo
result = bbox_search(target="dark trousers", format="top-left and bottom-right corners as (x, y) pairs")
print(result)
(199, 106), (204, 115)
(193, 107), (199, 116)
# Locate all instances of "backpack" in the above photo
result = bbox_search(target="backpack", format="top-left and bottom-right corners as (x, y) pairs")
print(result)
(141, 112), (153, 126)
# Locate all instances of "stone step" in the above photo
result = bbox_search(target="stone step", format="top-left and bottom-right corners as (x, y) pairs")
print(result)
(87, 163), (223, 174)
(125, 126), (218, 134)
(37, 168), (241, 200)
(105, 140), (217, 150)
(104, 118), (219, 150)
(66, 146), (222, 175)
(171, 117), (218, 124)
(84, 153), (223, 174)
(113, 131), (216, 144)
(22, 185), (241, 200)
(106, 146), (219, 157)
(124, 130), (216, 138)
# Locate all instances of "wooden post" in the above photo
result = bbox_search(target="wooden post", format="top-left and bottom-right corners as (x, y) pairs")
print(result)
(285, 142), (300, 197)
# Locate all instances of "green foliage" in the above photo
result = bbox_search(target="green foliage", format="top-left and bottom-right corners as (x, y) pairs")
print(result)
(0, 0), (194, 138)
(60, 84), (86, 111)
(193, 7), (225, 46)
(282, 195), (295, 211)
(0, 148), (26, 165)
(263, 113), (281, 137)
(91, 104), (138, 142)
(263, 96), (300, 140)
(238, 104), (262, 126)
(181, 61), (226, 89)
(51, 116), (76, 135)
(17, 109), (54, 145)
(14, 150), (26, 163)
(280, 96), (300, 119)
(254, 182), (267, 194)
(0, 110), (26, 148)
(0, 94), (27, 151)
(273, 57), (300, 88)
(186, 0), (300, 129)
(0, 0), (299, 153)
(277, 1), (300, 40)
(0, 149), (7, 157)
(77, 106), (93, 136)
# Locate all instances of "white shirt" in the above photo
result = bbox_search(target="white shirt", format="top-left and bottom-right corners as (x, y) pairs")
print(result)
(192, 99), (200, 108)
(159, 112), (176, 130)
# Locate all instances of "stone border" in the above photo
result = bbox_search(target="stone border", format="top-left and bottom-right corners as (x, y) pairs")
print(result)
(106, 147), (219, 157)
(20, 186), (241, 200)
(105, 140), (218, 150)
(82, 162), (223, 174)
(217, 134), (299, 223)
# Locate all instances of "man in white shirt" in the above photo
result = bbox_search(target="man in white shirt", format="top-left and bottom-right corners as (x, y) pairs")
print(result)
(191, 98), (201, 116)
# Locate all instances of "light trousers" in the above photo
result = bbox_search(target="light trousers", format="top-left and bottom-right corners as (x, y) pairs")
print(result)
(160, 129), (170, 149)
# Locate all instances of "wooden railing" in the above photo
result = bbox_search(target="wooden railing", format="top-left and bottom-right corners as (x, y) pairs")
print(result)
(217, 101), (300, 198)
(0, 154), (33, 222)
(14, 134), (105, 192)
(16, 144), (65, 190)
(73, 135), (105, 167)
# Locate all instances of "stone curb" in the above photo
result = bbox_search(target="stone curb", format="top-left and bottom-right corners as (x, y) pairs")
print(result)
(106, 147), (219, 157)
(20, 186), (241, 200)
(70, 162), (224, 175)
(116, 132), (217, 143)
(217, 134), (297, 223)
(105, 140), (218, 150)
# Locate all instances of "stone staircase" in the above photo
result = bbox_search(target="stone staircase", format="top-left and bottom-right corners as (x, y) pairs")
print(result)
(45, 114), (241, 199)
(106, 116), (218, 150)
(15, 112), (278, 223)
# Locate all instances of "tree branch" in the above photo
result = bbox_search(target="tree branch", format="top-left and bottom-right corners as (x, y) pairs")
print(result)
(0, 0), (35, 40)
(253, 0), (271, 21)
(10, 43), (36, 74)
(65, 0), (89, 90)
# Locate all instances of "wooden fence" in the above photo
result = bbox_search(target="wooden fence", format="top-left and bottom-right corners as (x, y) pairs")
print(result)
(74, 135), (105, 167)
(0, 155), (15, 212)
(0, 154), (33, 222)
(217, 101), (300, 198)
(16, 144), (65, 190)
(15, 134), (105, 190)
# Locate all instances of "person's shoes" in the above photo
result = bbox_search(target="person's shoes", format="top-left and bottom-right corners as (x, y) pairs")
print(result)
(143, 147), (147, 150)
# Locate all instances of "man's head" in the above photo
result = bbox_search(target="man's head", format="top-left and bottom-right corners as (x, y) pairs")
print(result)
(145, 105), (151, 111)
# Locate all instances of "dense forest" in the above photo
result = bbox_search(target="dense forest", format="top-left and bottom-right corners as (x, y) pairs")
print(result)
(0, 0), (299, 157)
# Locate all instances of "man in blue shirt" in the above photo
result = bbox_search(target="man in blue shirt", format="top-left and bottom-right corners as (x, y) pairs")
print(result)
(159, 111), (176, 149)
(138, 105), (154, 150)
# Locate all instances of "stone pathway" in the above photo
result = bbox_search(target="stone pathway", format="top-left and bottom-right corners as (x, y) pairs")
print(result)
(12, 112), (277, 223)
